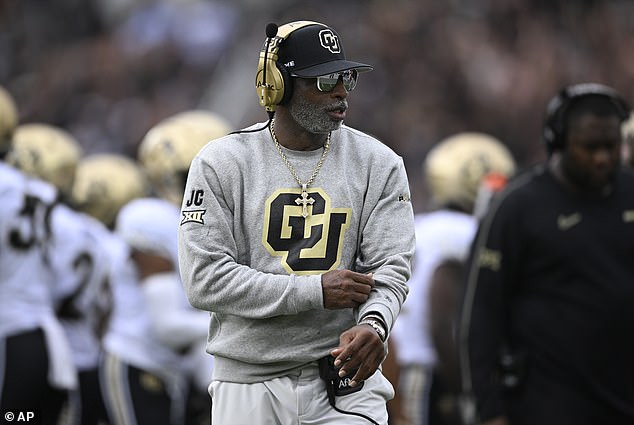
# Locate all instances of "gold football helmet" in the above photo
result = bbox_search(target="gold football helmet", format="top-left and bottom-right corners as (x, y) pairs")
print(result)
(424, 132), (516, 213)
(0, 86), (19, 157)
(71, 154), (150, 228)
(7, 123), (82, 197)
(138, 110), (231, 205)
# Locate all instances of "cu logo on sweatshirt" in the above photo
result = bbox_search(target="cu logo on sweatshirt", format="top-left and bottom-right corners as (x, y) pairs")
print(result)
(262, 188), (351, 274)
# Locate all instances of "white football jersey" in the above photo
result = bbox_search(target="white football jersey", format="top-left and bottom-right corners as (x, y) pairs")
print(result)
(50, 203), (113, 370)
(104, 197), (210, 386)
(101, 227), (184, 382)
(0, 163), (78, 389)
(391, 209), (477, 366)
(0, 162), (58, 336)
(142, 270), (211, 388)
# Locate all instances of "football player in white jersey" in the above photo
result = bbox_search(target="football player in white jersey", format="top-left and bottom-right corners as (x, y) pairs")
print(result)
(108, 197), (210, 425)
(69, 153), (166, 425)
(0, 87), (77, 425)
(389, 133), (516, 425)
(7, 123), (115, 425)
(0, 163), (79, 424)
(51, 205), (114, 425)
(138, 110), (231, 425)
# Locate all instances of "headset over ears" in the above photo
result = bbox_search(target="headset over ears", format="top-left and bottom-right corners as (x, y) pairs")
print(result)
(543, 83), (631, 153)
(255, 21), (320, 113)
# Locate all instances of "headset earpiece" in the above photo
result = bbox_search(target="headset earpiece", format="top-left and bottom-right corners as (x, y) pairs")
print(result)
(543, 89), (569, 152)
(543, 83), (630, 153)
(256, 23), (284, 112)
(255, 21), (320, 112)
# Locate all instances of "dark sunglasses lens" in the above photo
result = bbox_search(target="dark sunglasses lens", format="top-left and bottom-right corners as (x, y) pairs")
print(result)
(342, 69), (358, 91)
(316, 69), (358, 92)
(316, 76), (338, 92)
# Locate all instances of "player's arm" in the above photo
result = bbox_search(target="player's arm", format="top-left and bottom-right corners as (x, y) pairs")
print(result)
(142, 272), (209, 351)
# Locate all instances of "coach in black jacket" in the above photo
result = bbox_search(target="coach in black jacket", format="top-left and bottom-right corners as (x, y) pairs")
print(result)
(459, 83), (634, 425)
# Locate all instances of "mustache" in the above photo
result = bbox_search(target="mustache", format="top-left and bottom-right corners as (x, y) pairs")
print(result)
(326, 100), (348, 112)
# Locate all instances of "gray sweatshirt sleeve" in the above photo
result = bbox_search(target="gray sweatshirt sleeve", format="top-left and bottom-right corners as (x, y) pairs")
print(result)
(354, 156), (415, 331)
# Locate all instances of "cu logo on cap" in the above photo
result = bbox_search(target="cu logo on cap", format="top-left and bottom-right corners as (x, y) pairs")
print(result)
(319, 29), (340, 53)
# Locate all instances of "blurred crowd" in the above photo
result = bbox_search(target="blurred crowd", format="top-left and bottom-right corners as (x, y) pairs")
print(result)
(2, 0), (633, 211)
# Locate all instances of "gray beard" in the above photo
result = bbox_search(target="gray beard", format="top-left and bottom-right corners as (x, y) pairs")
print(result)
(289, 95), (342, 134)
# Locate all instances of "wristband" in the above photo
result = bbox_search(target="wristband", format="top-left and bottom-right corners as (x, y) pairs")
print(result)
(360, 318), (387, 342)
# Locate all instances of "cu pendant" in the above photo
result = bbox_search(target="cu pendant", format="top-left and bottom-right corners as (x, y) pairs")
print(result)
(295, 184), (315, 218)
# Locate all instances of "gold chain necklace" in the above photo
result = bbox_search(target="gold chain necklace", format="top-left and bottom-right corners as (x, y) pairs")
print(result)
(269, 119), (331, 218)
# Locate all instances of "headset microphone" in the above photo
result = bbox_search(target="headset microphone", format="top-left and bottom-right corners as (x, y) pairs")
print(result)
(262, 23), (279, 87)
(265, 22), (278, 39)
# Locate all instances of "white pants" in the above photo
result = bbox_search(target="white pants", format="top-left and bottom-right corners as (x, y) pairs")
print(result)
(210, 364), (394, 424)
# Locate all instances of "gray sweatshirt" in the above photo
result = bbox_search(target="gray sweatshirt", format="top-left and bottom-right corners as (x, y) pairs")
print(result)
(178, 122), (415, 383)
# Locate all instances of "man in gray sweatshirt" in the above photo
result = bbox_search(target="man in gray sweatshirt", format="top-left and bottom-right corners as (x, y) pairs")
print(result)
(178, 20), (415, 425)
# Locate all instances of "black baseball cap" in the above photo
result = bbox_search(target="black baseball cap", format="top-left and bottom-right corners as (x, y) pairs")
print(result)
(277, 22), (373, 77)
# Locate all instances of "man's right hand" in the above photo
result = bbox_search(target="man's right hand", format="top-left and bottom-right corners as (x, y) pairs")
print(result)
(321, 270), (374, 309)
